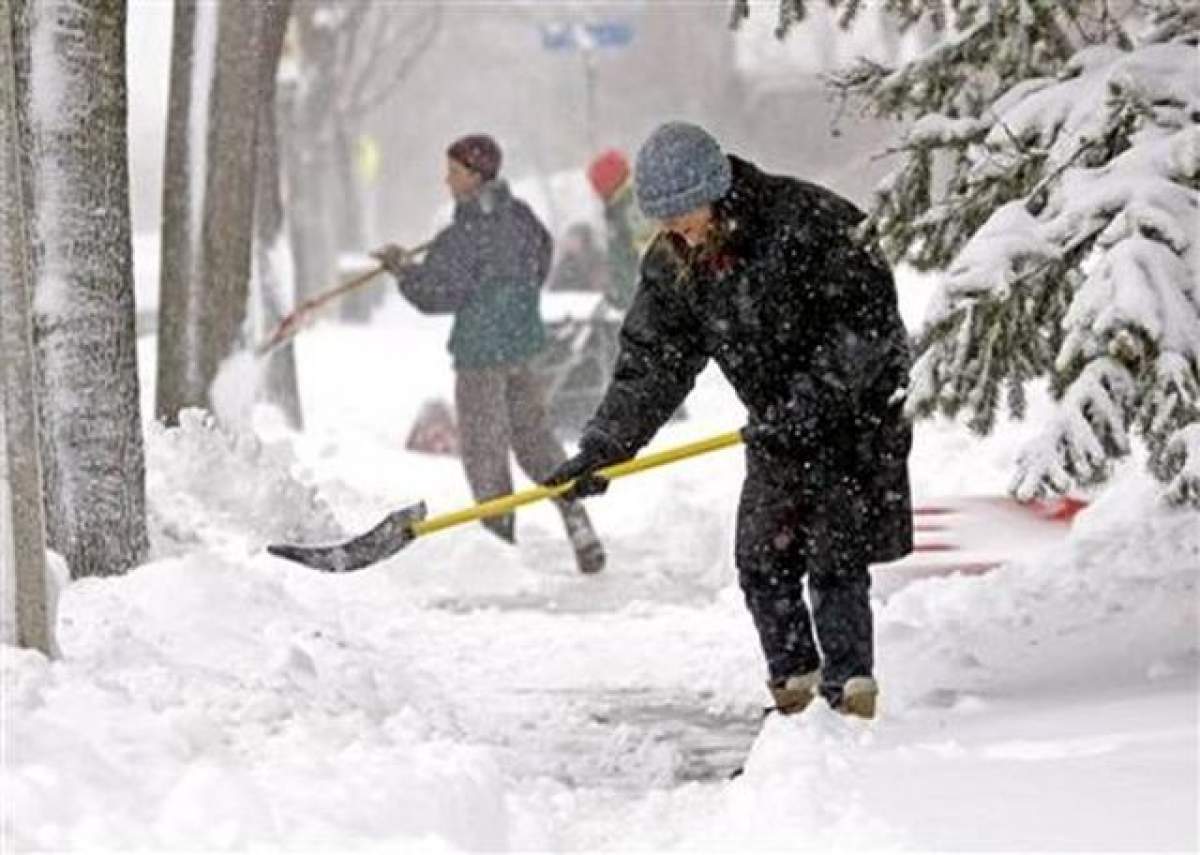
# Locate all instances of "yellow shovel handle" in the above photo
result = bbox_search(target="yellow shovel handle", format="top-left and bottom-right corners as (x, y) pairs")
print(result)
(410, 429), (744, 537)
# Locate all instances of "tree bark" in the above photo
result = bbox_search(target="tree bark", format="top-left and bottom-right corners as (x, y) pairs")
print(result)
(193, 2), (264, 406)
(12, 0), (148, 579)
(154, 0), (197, 426)
(0, 0), (52, 653)
(255, 0), (303, 428)
(283, 4), (339, 303)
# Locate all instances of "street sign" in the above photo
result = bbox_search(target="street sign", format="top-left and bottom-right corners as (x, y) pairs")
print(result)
(540, 21), (634, 52)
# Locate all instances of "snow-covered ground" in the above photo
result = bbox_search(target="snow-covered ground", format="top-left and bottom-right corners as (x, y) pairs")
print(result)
(3, 266), (1197, 852)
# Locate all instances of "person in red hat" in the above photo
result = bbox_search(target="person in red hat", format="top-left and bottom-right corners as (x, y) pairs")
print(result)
(587, 148), (650, 312)
(372, 134), (605, 574)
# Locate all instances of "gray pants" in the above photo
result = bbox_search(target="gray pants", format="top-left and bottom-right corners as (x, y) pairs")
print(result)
(455, 364), (571, 543)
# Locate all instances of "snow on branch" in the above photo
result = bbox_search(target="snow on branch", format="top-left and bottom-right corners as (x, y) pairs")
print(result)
(1158, 423), (1200, 506)
(887, 4), (1200, 505)
(1012, 356), (1135, 500)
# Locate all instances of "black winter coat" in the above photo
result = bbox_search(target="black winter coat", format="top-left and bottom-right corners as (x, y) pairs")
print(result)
(584, 156), (913, 562)
(400, 181), (553, 369)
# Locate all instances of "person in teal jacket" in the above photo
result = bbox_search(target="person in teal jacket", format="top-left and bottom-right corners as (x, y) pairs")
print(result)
(373, 134), (604, 574)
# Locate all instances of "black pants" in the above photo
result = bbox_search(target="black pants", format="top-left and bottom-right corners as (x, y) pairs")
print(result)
(735, 458), (874, 689)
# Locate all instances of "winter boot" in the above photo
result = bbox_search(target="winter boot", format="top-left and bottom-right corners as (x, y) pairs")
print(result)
(768, 669), (822, 715)
(556, 499), (605, 574)
(834, 676), (878, 719)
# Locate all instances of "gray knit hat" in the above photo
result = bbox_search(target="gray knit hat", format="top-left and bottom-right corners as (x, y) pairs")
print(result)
(634, 122), (732, 220)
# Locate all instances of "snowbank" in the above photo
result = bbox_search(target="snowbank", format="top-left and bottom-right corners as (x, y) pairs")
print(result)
(144, 408), (342, 554)
(878, 468), (1199, 707)
(3, 547), (516, 851)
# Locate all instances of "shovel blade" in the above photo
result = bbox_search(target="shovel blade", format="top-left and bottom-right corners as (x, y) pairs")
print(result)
(267, 502), (428, 572)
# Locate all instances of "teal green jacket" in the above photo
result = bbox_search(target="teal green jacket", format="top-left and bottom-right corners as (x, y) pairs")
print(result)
(399, 181), (551, 369)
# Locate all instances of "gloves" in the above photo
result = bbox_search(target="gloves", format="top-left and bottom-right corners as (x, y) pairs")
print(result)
(370, 243), (416, 278)
(543, 432), (628, 501)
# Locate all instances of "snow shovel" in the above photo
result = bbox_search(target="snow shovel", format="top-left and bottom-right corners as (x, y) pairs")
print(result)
(254, 241), (431, 358)
(266, 429), (745, 573)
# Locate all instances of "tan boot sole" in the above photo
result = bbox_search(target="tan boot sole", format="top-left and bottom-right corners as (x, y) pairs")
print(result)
(769, 671), (822, 715)
(839, 689), (877, 719)
(773, 690), (816, 716)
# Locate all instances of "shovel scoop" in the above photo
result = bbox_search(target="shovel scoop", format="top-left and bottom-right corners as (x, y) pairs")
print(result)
(267, 503), (429, 573)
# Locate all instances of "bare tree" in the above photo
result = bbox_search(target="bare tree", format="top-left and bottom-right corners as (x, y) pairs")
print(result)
(283, 1), (442, 307)
(191, 1), (276, 408)
(0, 0), (51, 653)
(255, 0), (304, 428)
(11, 0), (148, 579)
(154, 0), (199, 426)
(156, 0), (301, 428)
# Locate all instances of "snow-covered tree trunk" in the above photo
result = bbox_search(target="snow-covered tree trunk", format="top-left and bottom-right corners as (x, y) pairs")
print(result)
(255, 0), (304, 429)
(12, 0), (148, 579)
(0, 0), (51, 653)
(154, 0), (200, 426)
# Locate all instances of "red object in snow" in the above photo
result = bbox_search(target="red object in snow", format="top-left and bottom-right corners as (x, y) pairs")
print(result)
(913, 542), (959, 553)
(872, 495), (1090, 595)
(405, 398), (460, 457)
(1024, 495), (1089, 522)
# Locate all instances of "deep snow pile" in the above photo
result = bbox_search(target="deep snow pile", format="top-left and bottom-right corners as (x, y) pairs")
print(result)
(879, 466), (1199, 705)
(144, 407), (343, 553)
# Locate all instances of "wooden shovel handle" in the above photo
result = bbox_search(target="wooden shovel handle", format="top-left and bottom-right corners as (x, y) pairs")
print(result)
(255, 241), (431, 357)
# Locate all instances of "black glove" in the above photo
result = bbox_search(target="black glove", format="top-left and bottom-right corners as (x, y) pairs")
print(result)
(543, 432), (628, 500)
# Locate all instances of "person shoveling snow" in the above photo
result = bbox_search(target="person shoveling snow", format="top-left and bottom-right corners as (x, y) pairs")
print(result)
(545, 122), (914, 720)
(370, 133), (605, 575)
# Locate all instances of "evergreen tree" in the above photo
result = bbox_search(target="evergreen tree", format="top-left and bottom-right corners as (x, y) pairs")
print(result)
(742, 0), (1200, 506)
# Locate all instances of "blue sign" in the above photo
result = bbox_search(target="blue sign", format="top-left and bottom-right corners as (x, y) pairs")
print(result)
(540, 21), (634, 52)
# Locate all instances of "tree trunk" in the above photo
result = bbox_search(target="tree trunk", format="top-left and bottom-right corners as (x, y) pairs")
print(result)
(282, 4), (338, 302)
(255, 0), (303, 429)
(193, 2), (264, 409)
(331, 118), (382, 322)
(12, 0), (148, 579)
(154, 0), (198, 425)
(0, 0), (52, 653)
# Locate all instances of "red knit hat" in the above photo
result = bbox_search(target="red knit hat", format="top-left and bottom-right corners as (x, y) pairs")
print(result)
(447, 134), (502, 181)
(587, 149), (630, 201)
